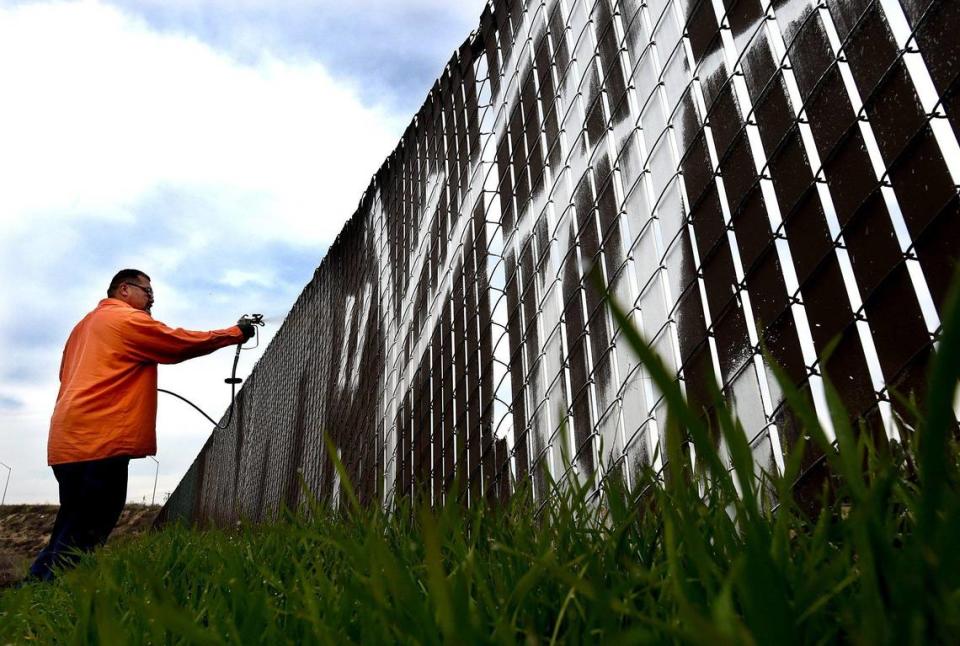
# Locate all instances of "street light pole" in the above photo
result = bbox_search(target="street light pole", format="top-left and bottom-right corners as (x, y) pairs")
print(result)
(149, 456), (159, 506)
(0, 462), (11, 506)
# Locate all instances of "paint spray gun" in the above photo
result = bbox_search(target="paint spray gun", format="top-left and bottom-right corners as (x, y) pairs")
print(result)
(228, 314), (266, 383)
(238, 313), (265, 327)
(237, 313), (265, 341)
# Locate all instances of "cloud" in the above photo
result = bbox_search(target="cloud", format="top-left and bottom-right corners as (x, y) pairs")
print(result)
(94, 0), (481, 112)
(0, 394), (25, 411)
(0, 0), (402, 245)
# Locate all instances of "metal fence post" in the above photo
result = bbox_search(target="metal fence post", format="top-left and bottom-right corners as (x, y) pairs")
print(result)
(149, 456), (159, 506)
(0, 462), (11, 506)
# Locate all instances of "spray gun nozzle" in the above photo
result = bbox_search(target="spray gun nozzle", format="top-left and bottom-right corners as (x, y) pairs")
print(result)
(239, 313), (265, 327)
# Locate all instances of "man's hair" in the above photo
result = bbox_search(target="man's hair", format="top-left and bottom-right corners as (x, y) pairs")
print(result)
(107, 269), (151, 297)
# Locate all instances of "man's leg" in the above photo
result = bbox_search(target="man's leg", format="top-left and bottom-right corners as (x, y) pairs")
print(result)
(28, 462), (85, 581)
(28, 456), (130, 581)
(84, 456), (130, 548)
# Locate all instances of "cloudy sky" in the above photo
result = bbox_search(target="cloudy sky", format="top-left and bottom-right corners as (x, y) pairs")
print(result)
(0, 0), (480, 503)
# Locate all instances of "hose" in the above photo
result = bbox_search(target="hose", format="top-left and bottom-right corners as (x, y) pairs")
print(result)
(157, 322), (259, 431)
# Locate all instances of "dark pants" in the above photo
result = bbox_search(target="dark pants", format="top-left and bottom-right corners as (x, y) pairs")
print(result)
(29, 455), (129, 581)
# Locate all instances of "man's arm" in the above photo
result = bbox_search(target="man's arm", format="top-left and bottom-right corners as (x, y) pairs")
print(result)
(118, 310), (245, 365)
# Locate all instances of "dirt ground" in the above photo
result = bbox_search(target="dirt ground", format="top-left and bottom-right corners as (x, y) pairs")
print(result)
(0, 504), (159, 587)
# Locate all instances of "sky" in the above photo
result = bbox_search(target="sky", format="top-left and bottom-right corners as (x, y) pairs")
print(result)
(0, 0), (481, 504)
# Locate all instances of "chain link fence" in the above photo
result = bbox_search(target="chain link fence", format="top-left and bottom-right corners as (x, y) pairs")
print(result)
(157, 0), (960, 526)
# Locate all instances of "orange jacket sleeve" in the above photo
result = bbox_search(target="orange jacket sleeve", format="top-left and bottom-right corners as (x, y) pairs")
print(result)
(118, 310), (245, 364)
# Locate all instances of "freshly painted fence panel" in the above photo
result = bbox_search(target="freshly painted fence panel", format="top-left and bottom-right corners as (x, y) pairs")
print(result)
(158, 0), (959, 525)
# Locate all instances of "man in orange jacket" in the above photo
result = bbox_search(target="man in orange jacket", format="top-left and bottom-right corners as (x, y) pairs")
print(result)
(29, 268), (254, 581)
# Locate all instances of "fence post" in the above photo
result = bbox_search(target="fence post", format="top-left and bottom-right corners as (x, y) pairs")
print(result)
(149, 456), (159, 506)
(0, 461), (11, 506)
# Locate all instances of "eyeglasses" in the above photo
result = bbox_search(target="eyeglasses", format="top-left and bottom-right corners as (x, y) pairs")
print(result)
(123, 282), (154, 298)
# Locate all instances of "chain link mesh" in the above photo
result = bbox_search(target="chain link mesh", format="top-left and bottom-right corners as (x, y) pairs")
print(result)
(157, 0), (959, 526)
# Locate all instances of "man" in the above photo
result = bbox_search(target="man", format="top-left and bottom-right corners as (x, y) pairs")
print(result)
(29, 269), (255, 581)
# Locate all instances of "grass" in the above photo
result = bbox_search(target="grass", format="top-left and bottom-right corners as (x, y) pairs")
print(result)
(2, 276), (958, 644)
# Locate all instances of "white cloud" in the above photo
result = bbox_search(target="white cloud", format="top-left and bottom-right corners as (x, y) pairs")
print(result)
(0, 0), (402, 244)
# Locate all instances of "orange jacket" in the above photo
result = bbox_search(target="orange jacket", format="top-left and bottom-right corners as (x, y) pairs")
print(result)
(48, 298), (245, 465)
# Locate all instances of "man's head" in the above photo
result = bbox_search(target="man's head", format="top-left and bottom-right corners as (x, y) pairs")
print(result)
(107, 269), (153, 314)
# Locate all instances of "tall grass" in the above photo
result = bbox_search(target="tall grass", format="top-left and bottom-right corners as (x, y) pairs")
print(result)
(2, 278), (958, 644)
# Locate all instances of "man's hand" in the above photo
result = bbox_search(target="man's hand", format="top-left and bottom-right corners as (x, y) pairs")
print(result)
(237, 319), (256, 341)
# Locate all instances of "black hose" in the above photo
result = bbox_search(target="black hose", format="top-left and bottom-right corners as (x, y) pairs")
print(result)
(156, 387), (229, 428)
(157, 328), (254, 430)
